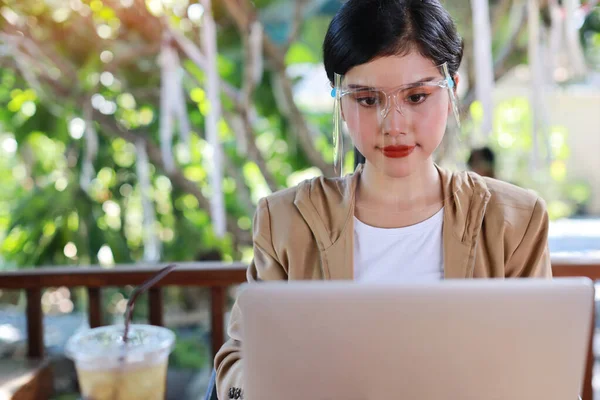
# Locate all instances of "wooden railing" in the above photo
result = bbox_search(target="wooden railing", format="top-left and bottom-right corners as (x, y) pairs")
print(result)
(0, 259), (598, 400)
(0, 262), (247, 360)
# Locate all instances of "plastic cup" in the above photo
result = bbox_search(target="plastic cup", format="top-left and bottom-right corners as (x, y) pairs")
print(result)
(65, 324), (175, 400)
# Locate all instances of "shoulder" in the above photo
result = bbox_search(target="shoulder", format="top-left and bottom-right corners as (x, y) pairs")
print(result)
(254, 173), (350, 246)
(443, 167), (546, 223)
(479, 177), (550, 277)
(446, 169), (548, 236)
(483, 177), (543, 209)
(252, 185), (301, 245)
(257, 184), (299, 212)
(253, 175), (338, 234)
(253, 175), (344, 267)
(472, 176), (548, 254)
(482, 177), (547, 225)
(257, 174), (346, 215)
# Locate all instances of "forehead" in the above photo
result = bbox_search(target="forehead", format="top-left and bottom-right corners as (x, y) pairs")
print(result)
(344, 52), (442, 87)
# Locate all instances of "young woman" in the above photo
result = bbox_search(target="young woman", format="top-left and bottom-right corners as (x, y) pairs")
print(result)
(215, 0), (551, 398)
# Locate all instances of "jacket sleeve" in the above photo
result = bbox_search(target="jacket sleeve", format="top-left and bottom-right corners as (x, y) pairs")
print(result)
(214, 197), (287, 399)
(505, 197), (552, 278)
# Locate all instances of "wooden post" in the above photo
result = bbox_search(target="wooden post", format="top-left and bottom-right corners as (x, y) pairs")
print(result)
(87, 287), (103, 328)
(211, 286), (226, 359)
(26, 289), (43, 359)
(149, 287), (164, 327)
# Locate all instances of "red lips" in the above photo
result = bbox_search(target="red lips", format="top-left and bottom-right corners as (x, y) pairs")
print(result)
(381, 145), (415, 158)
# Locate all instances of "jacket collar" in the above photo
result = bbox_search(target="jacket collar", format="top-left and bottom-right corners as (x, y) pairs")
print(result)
(293, 164), (491, 280)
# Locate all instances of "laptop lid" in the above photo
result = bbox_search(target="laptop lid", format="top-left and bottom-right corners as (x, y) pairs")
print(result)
(239, 278), (593, 400)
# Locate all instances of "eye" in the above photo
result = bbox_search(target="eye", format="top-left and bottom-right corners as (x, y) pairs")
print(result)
(351, 90), (385, 108)
(357, 96), (379, 107)
(406, 93), (429, 104)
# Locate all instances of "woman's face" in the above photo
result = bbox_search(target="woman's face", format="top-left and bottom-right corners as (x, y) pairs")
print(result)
(342, 52), (458, 178)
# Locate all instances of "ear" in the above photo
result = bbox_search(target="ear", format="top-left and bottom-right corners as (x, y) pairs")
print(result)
(448, 73), (460, 115)
(452, 73), (460, 94)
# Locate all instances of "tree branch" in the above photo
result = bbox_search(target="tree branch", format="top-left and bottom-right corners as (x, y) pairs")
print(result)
(283, 0), (310, 52)
(0, 15), (78, 80)
(460, 3), (528, 118)
(104, 0), (163, 43)
(0, 28), (253, 247)
(222, 109), (279, 192)
(223, 156), (254, 215)
(241, 21), (263, 108)
(491, 0), (515, 38)
(218, 0), (280, 191)
(106, 43), (161, 73)
(221, 0), (253, 30)
(169, 27), (243, 105)
(93, 112), (252, 246)
(494, 1), (528, 70)
(223, 0), (334, 176)
(268, 66), (335, 176)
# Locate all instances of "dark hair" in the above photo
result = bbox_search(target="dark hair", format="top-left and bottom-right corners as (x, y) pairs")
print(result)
(323, 0), (464, 83)
(467, 147), (495, 167)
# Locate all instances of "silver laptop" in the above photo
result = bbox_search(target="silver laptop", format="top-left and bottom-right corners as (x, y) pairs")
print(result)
(238, 278), (593, 400)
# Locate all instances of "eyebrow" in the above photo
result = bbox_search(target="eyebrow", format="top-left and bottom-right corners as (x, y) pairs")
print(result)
(345, 76), (439, 91)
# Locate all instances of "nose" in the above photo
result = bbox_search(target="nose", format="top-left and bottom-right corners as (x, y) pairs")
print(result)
(382, 100), (410, 136)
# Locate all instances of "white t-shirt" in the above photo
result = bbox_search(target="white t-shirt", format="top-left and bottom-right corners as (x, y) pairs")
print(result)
(353, 208), (444, 282)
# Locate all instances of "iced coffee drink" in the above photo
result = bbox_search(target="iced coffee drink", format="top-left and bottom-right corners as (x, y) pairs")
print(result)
(66, 324), (175, 400)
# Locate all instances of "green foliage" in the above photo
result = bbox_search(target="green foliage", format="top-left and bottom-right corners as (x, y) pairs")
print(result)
(285, 42), (319, 65)
(581, 7), (600, 68)
(50, 394), (80, 400)
(0, 0), (595, 274)
(169, 333), (210, 369)
(469, 98), (593, 219)
(0, 1), (335, 269)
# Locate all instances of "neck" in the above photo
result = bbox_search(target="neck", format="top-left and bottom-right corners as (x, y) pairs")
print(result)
(357, 160), (442, 212)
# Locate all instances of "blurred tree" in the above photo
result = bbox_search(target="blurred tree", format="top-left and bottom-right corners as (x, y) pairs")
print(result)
(0, 0), (595, 270)
(581, 4), (600, 66)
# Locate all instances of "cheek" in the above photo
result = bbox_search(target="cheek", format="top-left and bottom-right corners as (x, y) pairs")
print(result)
(414, 113), (447, 149)
(416, 97), (450, 144)
(346, 117), (378, 148)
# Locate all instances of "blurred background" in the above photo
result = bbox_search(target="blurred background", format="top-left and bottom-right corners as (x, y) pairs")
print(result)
(0, 0), (599, 398)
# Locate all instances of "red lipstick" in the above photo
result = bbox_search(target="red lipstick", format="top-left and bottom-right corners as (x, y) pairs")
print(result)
(381, 145), (415, 158)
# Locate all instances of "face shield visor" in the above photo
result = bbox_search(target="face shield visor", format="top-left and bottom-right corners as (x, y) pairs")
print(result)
(331, 62), (461, 178)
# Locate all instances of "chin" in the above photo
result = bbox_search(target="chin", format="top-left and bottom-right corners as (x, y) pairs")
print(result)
(380, 163), (417, 178)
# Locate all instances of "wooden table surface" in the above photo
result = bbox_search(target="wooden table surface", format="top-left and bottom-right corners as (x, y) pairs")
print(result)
(0, 359), (53, 400)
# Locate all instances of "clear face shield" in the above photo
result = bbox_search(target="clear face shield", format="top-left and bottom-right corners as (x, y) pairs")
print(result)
(331, 62), (461, 215)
